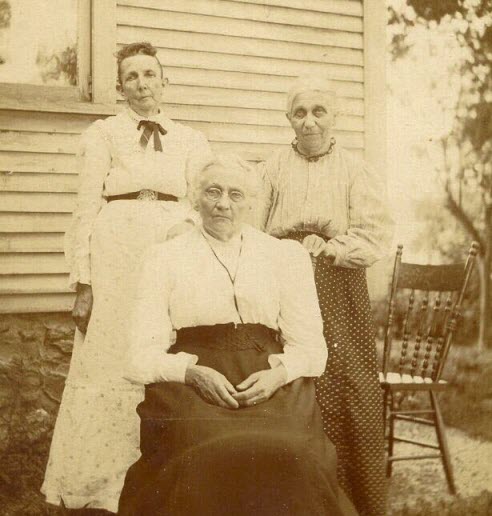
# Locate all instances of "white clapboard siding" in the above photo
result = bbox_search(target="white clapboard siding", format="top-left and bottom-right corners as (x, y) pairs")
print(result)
(153, 47), (363, 81)
(0, 293), (74, 314)
(162, 85), (364, 115)
(0, 0), (369, 313)
(0, 111), (101, 134)
(117, 6), (363, 49)
(118, 27), (364, 77)
(0, 152), (78, 174)
(0, 253), (68, 274)
(0, 274), (70, 294)
(164, 104), (364, 131)
(0, 131), (79, 155)
(0, 213), (71, 233)
(230, 0), (363, 17)
(0, 233), (65, 253)
(0, 173), (78, 193)
(159, 67), (364, 98)
(119, 0), (363, 32)
(0, 192), (76, 213)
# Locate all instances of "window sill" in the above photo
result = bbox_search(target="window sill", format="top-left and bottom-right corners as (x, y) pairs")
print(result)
(0, 84), (119, 116)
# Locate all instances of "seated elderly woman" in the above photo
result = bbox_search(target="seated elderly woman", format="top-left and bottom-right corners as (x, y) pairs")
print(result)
(117, 155), (357, 516)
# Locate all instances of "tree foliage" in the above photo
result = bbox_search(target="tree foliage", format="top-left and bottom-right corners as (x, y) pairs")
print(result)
(388, 0), (492, 348)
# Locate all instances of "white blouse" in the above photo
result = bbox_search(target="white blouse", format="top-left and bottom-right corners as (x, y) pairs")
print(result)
(125, 225), (327, 386)
(65, 107), (213, 289)
(257, 145), (393, 268)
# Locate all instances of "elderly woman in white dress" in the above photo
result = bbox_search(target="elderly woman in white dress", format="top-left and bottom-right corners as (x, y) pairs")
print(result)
(41, 42), (213, 513)
(117, 155), (357, 516)
(257, 75), (393, 516)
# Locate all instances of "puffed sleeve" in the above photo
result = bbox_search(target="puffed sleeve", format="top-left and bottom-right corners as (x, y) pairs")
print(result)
(182, 129), (214, 224)
(124, 245), (198, 385)
(268, 241), (327, 383)
(64, 121), (110, 290)
(325, 157), (394, 268)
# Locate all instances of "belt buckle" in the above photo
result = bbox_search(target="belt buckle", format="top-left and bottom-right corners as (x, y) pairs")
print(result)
(137, 189), (158, 201)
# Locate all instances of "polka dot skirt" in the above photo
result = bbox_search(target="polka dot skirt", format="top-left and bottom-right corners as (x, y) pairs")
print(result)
(284, 232), (388, 516)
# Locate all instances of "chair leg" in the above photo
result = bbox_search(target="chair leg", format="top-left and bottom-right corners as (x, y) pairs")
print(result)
(386, 392), (394, 477)
(430, 391), (456, 494)
(383, 389), (388, 435)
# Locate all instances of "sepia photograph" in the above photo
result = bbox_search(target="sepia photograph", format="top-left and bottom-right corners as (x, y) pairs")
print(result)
(0, 1), (490, 515)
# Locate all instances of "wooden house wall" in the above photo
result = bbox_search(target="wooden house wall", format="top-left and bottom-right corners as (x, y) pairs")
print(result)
(0, 0), (385, 313)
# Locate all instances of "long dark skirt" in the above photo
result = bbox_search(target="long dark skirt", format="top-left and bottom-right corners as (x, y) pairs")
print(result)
(118, 323), (357, 516)
(284, 231), (387, 516)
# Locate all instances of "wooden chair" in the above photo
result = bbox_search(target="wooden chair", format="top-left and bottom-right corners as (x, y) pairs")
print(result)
(380, 242), (479, 494)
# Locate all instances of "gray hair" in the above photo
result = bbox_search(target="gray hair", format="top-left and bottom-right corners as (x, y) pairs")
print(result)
(286, 74), (339, 115)
(191, 153), (260, 204)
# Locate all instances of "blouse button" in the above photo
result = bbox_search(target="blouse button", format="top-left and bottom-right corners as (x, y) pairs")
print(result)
(333, 343), (338, 349)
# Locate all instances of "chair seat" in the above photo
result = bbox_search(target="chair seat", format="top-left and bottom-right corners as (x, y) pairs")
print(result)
(379, 372), (448, 391)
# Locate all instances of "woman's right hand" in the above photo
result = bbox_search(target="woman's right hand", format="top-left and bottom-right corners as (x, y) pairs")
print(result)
(72, 283), (93, 334)
(185, 365), (239, 409)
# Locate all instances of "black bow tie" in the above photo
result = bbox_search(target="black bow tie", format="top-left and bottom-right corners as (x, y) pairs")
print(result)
(137, 120), (167, 152)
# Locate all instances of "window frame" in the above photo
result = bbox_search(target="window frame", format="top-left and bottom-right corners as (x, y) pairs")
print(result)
(0, 0), (118, 115)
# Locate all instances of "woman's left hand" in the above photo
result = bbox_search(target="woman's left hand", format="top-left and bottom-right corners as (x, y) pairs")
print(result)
(233, 365), (288, 407)
(302, 235), (336, 263)
(166, 221), (195, 241)
(302, 234), (326, 257)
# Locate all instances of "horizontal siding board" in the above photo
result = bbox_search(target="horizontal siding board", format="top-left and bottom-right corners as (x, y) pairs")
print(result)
(166, 104), (364, 132)
(155, 47), (363, 79)
(0, 213), (71, 232)
(0, 233), (64, 253)
(0, 152), (77, 174)
(117, 7), (363, 49)
(0, 111), (99, 135)
(0, 173), (78, 193)
(0, 132), (78, 154)
(0, 192), (76, 213)
(0, 253), (68, 274)
(162, 85), (364, 115)
(229, 0), (363, 17)
(0, 274), (70, 294)
(118, 0), (363, 32)
(117, 27), (364, 76)
(186, 121), (363, 147)
(164, 67), (364, 98)
(0, 293), (73, 313)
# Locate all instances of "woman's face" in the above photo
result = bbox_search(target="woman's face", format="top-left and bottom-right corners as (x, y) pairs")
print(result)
(287, 90), (336, 156)
(197, 166), (251, 241)
(119, 54), (166, 117)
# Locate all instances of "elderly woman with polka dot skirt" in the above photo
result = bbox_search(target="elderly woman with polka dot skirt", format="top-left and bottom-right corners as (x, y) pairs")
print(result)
(257, 75), (393, 516)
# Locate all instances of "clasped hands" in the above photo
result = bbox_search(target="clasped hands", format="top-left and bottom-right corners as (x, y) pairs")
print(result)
(185, 363), (288, 409)
(302, 234), (336, 262)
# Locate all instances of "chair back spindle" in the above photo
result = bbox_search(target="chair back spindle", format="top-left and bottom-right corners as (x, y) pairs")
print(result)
(383, 245), (403, 375)
(383, 242), (479, 382)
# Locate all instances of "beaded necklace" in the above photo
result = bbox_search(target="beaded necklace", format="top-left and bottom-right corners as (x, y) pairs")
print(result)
(291, 136), (336, 162)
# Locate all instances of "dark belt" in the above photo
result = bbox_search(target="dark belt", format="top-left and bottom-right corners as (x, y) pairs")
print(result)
(282, 230), (331, 242)
(175, 323), (279, 352)
(105, 190), (178, 202)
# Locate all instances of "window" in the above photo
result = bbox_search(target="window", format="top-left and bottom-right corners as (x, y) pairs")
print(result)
(0, 0), (117, 111)
(0, 0), (78, 87)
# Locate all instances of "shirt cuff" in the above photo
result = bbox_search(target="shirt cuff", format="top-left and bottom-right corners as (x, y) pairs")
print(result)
(268, 353), (305, 384)
(157, 351), (199, 384)
(326, 240), (346, 267)
(68, 271), (91, 291)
